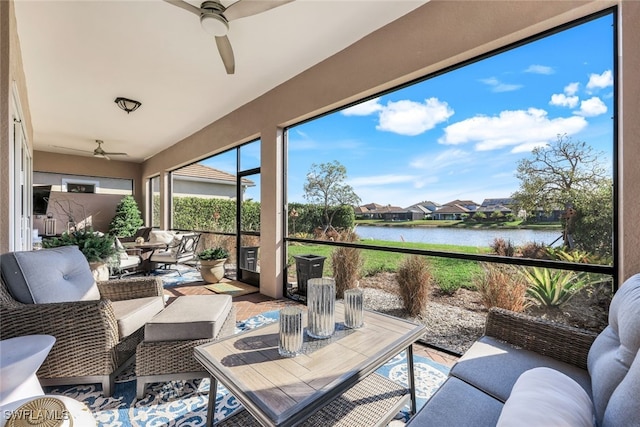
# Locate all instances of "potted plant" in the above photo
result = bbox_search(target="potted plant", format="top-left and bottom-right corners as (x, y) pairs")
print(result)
(42, 228), (117, 280)
(197, 247), (229, 283)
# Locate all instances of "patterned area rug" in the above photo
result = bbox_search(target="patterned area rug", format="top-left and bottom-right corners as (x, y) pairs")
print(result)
(44, 311), (449, 426)
(151, 265), (204, 287)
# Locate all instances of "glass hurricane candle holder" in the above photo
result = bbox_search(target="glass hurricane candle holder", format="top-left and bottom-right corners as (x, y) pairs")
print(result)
(278, 306), (303, 357)
(344, 288), (364, 329)
(306, 277), (336, 339)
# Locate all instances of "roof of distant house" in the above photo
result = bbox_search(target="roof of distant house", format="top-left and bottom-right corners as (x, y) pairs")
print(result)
(173, 164), (254, 186)
(434, 204), (471, 214)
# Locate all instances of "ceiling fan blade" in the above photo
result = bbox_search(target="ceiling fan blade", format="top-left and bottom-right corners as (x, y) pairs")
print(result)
(215, 35), (235, 74)
(102, 154), (111, 161)
(224, 0), (294, 22)
(103, 152), (128, 156)
(163, 0), (202, 16)
(51, 145), (93, 154)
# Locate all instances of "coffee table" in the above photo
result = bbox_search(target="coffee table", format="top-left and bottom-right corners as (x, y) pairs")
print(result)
(194, 302), (426, 426)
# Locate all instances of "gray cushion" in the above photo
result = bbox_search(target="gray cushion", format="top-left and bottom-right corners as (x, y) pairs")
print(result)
(111, 296), (165, 338)
(451, 335), (591, 403)
(406, 376), (503, 426)
(144, 295), (232, 342)
(0, 246), (100, 304)
(588, 273), (640, 426)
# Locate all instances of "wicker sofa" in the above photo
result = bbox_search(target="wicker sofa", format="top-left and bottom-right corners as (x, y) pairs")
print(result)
(0, 246), (165, 396)
(407, 273), (640, 427)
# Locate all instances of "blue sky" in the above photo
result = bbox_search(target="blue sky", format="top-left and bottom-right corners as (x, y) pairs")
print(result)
(286, 13), (614, 208)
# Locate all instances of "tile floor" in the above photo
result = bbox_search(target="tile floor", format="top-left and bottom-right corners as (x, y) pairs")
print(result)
(165, 281), (460, 368)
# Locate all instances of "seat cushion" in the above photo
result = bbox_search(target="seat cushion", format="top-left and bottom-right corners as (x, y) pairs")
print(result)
(148, 230), (175, 245)
(450, 335), (591, 403)
(0, 246), (100, 304)
(406, 376), (503, 426)
(144, 295), (233, 342)
(111, 296), (165, 338)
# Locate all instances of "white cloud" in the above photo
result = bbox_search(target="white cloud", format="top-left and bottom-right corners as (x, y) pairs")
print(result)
(348, 174), (418, 187)
(564, 82), (580, 96)
(438, 108), (588, 151)
(341, 98), (383, 116)
(480, 77), (523, 93)
(549, 93), (579, 108)
(575, 96), (607, 117)
(586, 70), (613, 90)
(511, 141), (549, 154)
(525, 64), (554, 75)
(409, 148), (470, 169)
(376, 98), (454, 136)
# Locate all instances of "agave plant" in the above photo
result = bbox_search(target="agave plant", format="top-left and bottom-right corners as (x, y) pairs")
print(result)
(521, 267), (588, 307)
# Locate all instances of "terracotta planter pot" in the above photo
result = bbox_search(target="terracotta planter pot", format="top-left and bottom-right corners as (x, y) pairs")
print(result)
(199, 259), (227, 283)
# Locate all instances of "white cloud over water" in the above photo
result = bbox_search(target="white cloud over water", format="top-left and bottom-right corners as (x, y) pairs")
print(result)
(341, 98), (383, 116)
(550, 93), (579, 108)
(376, 98), (454, 136)
(341, 97), (454, 136)
(575, 96), (607, 117)
(525, 64), (555, 75)
(586, 70), (613, 90)
(480, 77), (523, 93)
(438, 108), (588, 152)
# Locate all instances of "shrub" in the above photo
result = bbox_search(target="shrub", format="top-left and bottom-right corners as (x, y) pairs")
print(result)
(521, 267), (588, 307)
(475, 263), (528, 312)
(331, 230), (363, 298)
(518, 241), (550, 259)
(490, 238), (515, 257)
(436, 280), (461, 295)
(396, 255), (432, 316)
(197, 247), (229, 261)
(43, 228), (116, 263)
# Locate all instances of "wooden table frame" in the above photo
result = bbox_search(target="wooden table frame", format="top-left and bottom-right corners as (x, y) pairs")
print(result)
(195, 303), (426, 426)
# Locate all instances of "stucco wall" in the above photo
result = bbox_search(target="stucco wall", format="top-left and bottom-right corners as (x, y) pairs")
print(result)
(33, 151), (143, 204)
(1, 0), (34, 253)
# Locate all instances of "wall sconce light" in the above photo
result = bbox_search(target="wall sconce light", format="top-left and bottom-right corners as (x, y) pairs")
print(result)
(114, 97), (142, 114)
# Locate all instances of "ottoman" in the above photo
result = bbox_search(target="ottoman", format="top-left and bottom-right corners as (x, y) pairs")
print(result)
(135, 295), (236, 399)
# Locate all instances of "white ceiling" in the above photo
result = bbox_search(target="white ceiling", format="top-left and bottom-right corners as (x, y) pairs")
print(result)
(14, 0), (427, 162)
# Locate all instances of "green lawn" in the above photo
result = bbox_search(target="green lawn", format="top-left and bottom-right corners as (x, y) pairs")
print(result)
(288, 239), (490, 292)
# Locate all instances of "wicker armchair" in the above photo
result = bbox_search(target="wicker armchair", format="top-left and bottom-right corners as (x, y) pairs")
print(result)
(0, 247), (165, 396)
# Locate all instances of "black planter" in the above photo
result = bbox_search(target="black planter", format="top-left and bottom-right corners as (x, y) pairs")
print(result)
(294, 254), (326, 296)
(240, 246), (259, 272)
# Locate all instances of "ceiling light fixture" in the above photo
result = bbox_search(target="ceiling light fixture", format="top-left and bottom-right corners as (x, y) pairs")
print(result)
(114, 97), (142, 114)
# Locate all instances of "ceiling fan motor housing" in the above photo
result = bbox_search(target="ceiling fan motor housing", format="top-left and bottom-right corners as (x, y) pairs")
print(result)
(200, 1), (229, 36)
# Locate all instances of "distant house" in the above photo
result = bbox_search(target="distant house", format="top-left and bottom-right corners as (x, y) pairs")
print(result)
(406, 200), (441, 219)
(354, 203), (385, 219)
(432, 204), (472, 220)
(171, 164), (254, 199)
(433, 199), (479, 220)
(477, 198), (514, 216)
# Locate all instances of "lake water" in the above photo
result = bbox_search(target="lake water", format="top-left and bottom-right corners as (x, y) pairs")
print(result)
(355, 225), (563, 248)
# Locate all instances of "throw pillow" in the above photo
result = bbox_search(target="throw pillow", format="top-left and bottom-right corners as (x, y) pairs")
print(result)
(497, 367), (595, 427)
(149, 230), (175, 244)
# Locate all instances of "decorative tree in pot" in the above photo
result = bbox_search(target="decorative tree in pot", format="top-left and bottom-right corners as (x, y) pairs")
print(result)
(197, 247), (229, 283)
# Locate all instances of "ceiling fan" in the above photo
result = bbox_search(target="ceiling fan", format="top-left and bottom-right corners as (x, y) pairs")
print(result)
(52, 140), (128, 161)
(164, 0), (295, 74)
